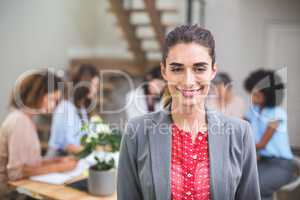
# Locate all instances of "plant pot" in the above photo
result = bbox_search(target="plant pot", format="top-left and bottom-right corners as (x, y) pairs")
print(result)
(88, 167), (116, 196)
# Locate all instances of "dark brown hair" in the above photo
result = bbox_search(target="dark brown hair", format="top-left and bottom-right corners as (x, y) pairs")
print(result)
(143, 66), (162, 95)
(244, 69), (284, 107)
(69, 64), (99, 109)
(10, 70), (63, 109)
(162, 24), (216, 66)
(212, 72), (232, 87)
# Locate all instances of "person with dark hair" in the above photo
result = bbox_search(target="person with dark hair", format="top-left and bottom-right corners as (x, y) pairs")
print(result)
(244, 69), (293, 200)
(118, 25), (260, 200)
(47, 64), (99, 156)
(0, 70), (77, 199)
(125, 66), (165, 119)
(207, 72), (245, 118)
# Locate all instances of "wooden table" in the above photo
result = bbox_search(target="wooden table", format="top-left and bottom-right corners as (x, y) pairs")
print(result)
(8, 179), (117, 200)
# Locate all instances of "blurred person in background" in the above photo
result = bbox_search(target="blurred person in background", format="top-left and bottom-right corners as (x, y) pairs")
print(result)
(47, 64), (99, 157)
(0, 70), (77, 199)
(125, 66), (165, 119)
(244, 69), (294, 200)
(207, 72), (245, 118)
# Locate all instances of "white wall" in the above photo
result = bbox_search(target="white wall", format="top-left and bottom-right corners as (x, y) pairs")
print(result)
(0, 0), (129, 120)
(265, 24), (300, 147)
(205, 0), (300, 93)
(204, 0), (300, 146)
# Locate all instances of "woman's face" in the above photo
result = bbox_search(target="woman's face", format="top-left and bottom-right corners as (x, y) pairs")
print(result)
(161, 43), (217, 108)
(40, 90), (61, 113)
(88, 76), (99, 99)
(148, 78), (165, 96)
(251, 90), (265, 107)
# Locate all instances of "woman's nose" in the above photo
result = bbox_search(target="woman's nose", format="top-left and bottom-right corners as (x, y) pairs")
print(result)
(183, 70), (196, 86)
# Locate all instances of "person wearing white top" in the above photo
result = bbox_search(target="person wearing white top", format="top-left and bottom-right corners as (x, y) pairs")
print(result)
(47, 64), (99, 157)
(125, 67), (165, 119)
(207, 72), (245, 118)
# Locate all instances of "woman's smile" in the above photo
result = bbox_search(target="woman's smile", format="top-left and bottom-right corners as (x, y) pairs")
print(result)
(175, 85), (205, 98)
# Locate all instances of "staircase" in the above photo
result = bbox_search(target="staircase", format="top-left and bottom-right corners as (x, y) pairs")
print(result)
(107, 0), (179, 74)
(70, 0), (179, 76)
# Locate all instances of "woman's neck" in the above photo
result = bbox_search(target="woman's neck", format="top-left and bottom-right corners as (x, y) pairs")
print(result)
(76, 99), (86, 109)
(171, 101), (207, 135)
(17, 108), (34, 120)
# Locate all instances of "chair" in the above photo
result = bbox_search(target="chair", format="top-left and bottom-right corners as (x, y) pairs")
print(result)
(280, 156), (300, 191)
(274, 156), (300, 200)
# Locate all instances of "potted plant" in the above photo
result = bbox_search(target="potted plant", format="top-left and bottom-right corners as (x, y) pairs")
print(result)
(77, 115), (121, 196)
(88, 154), (116, 196)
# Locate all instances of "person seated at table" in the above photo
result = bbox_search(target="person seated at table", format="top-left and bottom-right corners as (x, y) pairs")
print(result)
(0, 70), (77, 198)
(244, 69), (294, 200)
(47, 64), (99, 156)
(125, 66), (165, 119)
(207, 72), (245, 118)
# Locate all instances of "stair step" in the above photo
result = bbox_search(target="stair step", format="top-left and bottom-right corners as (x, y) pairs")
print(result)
(126, 8), (146, 13)
(131, 8), (177, 13)
(144, 48), (160, 53)
(109, 7), (178, 14)
(158, 8), (178, 13)
(108, 0), (147, 64)
(132, 22), (178, 28)
(139, 35), (156, 40)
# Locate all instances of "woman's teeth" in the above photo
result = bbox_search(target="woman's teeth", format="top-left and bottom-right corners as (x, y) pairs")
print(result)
(180, 87), (203, 97)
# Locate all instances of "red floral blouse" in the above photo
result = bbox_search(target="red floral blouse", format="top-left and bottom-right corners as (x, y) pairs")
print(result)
(171, 124), (210, 200)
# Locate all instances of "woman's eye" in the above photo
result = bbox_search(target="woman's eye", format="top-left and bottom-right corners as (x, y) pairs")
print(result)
(194, 67), (206, 72)
(170, 67), (182, 72)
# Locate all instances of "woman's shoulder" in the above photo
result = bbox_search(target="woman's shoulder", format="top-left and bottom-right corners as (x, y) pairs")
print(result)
(125, 110), (166, 137)
(214, 111), (251, 140)
(127, 110), (165, 125)
(56, 99), (76, 110)
(53, 100), (77, 115)
(0, 110), (32, 136)
(1, 110), (29, 126)
(123, 110), (167, 153)
(126, 87), (145, 99)
(259, 106), (286, 123)
(220, 112), (248, 125)
(210, 112), (254, 154)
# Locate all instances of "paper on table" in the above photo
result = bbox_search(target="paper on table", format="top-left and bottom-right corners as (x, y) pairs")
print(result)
(29, 152), (119, 185)
(29, 159), (89, 184)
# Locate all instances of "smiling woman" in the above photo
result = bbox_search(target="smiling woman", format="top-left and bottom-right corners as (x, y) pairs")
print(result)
(162, 42), (216, 111)
(117, 25), (261, 200)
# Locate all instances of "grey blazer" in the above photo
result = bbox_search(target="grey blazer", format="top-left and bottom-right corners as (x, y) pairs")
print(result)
(117, 108), (261, 200)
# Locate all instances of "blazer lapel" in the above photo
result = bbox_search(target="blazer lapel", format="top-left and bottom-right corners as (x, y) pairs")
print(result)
(148, 107), (230, 200)
(148, 110), (172, 200)
(207, 109), (230, 200)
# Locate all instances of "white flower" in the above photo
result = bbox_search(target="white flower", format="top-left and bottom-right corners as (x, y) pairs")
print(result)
(86, 137), (92, 143)
(90, 115), (103, 123)
(103, 152), (115, 164)
(95, 123), (111, 134)
(89, 132), (98, 139)
(86, 131), (99, 144)
(94, 152), (115, 163)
